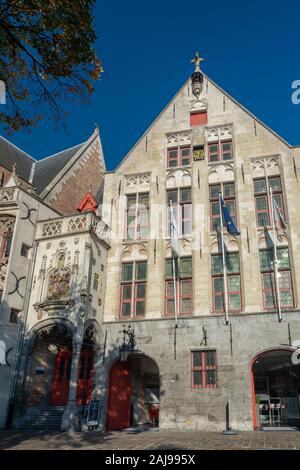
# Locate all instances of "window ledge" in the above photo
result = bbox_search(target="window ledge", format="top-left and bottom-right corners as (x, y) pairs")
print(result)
(208, 160), (234, 166)
(166, 165), (191, 171)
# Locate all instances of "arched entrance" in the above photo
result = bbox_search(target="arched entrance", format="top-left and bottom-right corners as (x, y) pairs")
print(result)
(251, 348), (300, 430)
(107, 355), (160, 431)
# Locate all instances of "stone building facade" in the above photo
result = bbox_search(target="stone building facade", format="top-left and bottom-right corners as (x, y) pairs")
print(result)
(0, 129), (107, 429)
(99, 56), (300, 431)
(0, 56), (300, 432)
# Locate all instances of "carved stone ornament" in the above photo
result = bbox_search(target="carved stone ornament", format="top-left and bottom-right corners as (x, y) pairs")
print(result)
(206, 126), (232, 143)
(48, 268), (70, 299)
(125, 173), (151, 189)
(166, 130), (192, 148)
(251, 155), (280, 172)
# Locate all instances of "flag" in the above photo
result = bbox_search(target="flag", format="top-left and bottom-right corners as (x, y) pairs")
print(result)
(220, 196), (240, 236)
(273, 198), (287, 241)
(170, 202), (180, 257)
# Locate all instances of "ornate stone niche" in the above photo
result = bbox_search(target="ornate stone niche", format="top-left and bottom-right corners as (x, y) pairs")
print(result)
(0, 216), (15, 290)
(47, 253), (71, 301)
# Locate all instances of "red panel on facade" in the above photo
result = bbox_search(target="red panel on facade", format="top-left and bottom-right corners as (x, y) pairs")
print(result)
(50, 348), (72, 406)
(76, 191), (98, 214)
(190, 111), (207, 126)
(107, 361), (131, 431)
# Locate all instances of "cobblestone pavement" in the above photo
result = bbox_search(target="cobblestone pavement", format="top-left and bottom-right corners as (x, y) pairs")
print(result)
(1, 428), (300, 450)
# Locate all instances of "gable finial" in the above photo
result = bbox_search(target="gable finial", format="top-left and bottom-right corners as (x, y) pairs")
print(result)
(191, 51), (204, 73)
(190, 51), (204, 100)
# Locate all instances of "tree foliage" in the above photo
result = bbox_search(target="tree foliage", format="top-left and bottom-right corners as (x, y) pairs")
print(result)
(0, 0), (102, 133)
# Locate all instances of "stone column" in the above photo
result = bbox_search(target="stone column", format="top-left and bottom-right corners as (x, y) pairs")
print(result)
(61, 308), (85, 432)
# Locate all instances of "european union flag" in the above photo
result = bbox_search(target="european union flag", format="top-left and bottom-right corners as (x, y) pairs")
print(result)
(220, 196), (240, 236)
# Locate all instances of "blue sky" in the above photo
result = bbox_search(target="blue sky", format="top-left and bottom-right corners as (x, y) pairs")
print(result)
(1, 0), (300, 170)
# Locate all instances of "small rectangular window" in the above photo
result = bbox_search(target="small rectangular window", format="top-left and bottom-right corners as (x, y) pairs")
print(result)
(93, 273), (99, 291)
(9, 308), (20, 324)
(191, 350), (217, 388)
(20, 244), (30, 258)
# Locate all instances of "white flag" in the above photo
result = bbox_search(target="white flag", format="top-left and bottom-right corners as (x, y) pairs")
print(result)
(0, 340), (6, 365)
(273, 198), (287, 241)
(170, 202), (180, 257)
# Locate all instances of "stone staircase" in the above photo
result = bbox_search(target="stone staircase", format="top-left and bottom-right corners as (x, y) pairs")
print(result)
(20, 407), (64, 430)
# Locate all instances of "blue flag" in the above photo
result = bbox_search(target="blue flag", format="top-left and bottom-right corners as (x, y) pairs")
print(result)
(220, 196), (240, 236)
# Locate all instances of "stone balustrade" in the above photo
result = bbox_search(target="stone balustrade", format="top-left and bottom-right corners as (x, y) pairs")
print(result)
(36, 212), (111, 245)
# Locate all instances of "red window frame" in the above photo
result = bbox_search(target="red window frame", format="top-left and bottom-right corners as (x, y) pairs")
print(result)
(167, 188), (192, 236)
(133, 282), (146, 317)
(209, 183), (236, 232)
(120, 283), (132, 318)
(208, 140), (233, 163)
(255, 195), (270, 227)
(180, 278), (193, 315)
(164, 278), (193, 317)
(261, 266), (294, 310)
(167, 146), (191, 168)
(254, 177), (285, 229)
(167, 147), (178, 168)
(164, 258), (193, 317)
(125, 193), (149, 240)
(211, 254), (241, 313)
(191, 350), (217, 389)
(119, 262), (147, 319)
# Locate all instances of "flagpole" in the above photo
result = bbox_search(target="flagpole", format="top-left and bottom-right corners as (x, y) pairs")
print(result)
(219, 193), (229, 325)
(170, 200), (178, 329)
(269, 187), (282, 322)
(172, 254), (178, 328)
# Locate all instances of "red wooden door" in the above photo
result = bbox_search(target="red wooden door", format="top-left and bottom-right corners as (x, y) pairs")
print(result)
(76, 348), (94, 405)
(50, 348), (72, 406)
(107, 361), (131, 431)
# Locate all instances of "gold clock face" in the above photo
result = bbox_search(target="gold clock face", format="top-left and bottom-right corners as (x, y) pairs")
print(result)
(193, 148), (205, 160)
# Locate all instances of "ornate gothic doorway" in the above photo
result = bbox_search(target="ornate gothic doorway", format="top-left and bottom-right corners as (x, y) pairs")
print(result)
(251, 349), (300, 429)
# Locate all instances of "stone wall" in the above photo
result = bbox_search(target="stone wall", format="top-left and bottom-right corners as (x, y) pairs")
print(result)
(98, 312), (300, 431)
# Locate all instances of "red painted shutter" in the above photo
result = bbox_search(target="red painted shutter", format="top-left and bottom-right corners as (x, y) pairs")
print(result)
(190, 111), (207, 126)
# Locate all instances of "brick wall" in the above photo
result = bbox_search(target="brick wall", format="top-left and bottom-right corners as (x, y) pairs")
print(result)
(45, 139), (105, 215)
